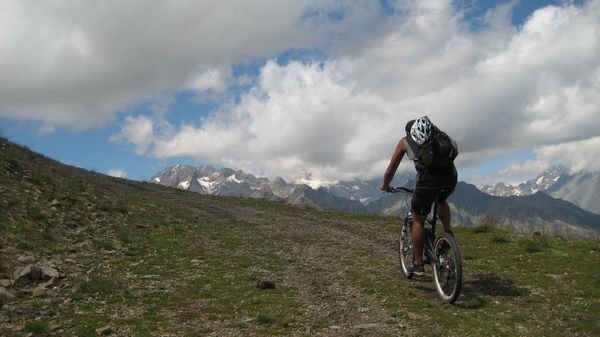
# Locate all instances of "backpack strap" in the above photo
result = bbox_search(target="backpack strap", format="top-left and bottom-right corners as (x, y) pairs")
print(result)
(403, 136), (419, 161)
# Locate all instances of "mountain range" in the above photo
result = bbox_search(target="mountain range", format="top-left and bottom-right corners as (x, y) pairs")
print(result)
(479, 165), (600, 215)
(152, 165), (600, 238)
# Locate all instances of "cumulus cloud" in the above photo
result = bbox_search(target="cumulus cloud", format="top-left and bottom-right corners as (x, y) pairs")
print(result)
(113, 0), (600, 183)
(110, 116), (154, 155)
(500, 136), (600, 177)
(4, 0), (600, 183)
(107, 168), (127, 178)
(0, 0), (357, 129)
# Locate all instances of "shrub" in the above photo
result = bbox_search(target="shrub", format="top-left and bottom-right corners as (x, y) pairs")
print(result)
(490, 234), (510, 244)
(519, 236), (550, 253)
(473, 224), (494, 233)
(78, 275), (125, 296)
(28, 207), (48, 222)
(24, 320), (50, 334)
(256, 314), (276, 325)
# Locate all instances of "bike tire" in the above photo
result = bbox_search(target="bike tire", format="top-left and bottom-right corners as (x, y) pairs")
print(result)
(432, 233), (463, 304)
(399, 215), (415, 279)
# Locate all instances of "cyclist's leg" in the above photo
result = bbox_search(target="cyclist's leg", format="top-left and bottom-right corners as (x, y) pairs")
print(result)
(435, 172), (458, 233)
(411, 213), (425, 265)
(411, 187), (435, 266)
(435, 199), (452, 233)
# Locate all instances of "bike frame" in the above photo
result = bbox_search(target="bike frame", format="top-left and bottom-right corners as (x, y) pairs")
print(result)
(390, 186), (463, 303)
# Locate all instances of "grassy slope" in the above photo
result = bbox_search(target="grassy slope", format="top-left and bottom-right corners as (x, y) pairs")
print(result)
(1, 137), (599, 337)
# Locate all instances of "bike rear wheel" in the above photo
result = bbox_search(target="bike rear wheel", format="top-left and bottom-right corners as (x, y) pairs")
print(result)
(399, 215), (415, 278)
(432, 233), (462, 303)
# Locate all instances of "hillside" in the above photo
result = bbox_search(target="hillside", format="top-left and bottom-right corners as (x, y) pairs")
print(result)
(1, 137), (599, 337)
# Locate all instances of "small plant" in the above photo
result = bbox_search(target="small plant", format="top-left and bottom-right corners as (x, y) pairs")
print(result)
(93, 238), (116, 251)
(490, 234), (510, 244)
(473, 224), (494, 233)
(78, 275), (125, 296)
(592, 238), (600, 252)
(28, 207), (48, 222)
(519, 236), (550, 253)
(256, 313), (276, 325)
(116, 225), (136, 244)
(24, 320), (50, 334)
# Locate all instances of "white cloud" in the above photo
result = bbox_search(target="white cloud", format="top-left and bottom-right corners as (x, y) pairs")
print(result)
(110, 116), (155, 155)
(186, 67), (232, 94)
(107, 168), (127, 178)
(4, 0), (600, 183)
(0, 0), (351, 129)
(500, 136), (600, 177)
(118, 0), (600, 183)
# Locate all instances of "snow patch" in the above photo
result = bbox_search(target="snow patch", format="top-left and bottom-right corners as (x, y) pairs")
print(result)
(153, 177), (161, 183)
(536, 176), (544, 185)
(197, 177), (216, 193)
(227, 174), (242, 183)
(178, 180), (190, 190)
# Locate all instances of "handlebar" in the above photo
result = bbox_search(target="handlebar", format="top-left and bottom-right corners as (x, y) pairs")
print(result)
(386, 186), (414, 194)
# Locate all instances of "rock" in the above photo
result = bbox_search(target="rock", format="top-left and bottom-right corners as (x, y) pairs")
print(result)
(16, 255), (35, 264)
(14, 265), (60, 287)
(354, 323), (383, 330)
(49, 199), (60, 206)
(96, 325), (113, 335)
(256, 280), (276, 289)
(0, 257), (15, 278)
(0, 279), (11, 288)
(0, 286), (15, 299)
(32, 285), (46, 297)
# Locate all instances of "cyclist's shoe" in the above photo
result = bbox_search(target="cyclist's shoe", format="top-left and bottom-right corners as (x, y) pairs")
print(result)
(409, 264), (425, 276)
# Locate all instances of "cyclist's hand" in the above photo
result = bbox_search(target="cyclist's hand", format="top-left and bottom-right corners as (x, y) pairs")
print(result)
(380, 184), (393, 192)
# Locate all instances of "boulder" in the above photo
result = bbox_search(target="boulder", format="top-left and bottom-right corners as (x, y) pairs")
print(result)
(14, 265), (60, 287)
(16, 255), (35, 264)
(0, 257), (15, 279)
(0, 286), (15, 299)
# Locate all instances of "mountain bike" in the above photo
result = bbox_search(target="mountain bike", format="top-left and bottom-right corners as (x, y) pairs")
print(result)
(388, 187), (463, 304)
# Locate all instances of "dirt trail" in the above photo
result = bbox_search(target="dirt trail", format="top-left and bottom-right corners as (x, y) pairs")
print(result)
(236, 208), (415, 336)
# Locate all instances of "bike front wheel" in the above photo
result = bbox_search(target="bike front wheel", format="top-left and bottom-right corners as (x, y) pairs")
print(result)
(432, 233), (462, 304)
(399, 215), (415, 279)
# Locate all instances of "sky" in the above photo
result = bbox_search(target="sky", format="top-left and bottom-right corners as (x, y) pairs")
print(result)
(1, 0), (599, 187)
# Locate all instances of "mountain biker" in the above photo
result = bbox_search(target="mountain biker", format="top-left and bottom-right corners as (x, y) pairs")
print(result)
(380, 116), (458, 276)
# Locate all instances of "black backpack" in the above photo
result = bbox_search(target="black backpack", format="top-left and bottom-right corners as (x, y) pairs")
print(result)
(407, 126), (458, 168)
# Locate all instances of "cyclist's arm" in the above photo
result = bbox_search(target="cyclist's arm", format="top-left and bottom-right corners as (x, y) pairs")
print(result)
(381, 139), (407, 191)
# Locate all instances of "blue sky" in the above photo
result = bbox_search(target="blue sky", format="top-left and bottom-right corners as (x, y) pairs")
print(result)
(1, 0), (599, 186)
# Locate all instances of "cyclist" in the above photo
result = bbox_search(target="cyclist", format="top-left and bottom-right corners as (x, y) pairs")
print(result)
(380, 116), (457, 276)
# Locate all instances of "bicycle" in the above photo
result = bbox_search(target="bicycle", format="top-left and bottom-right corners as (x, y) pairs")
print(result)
(388, 187), (463, 304)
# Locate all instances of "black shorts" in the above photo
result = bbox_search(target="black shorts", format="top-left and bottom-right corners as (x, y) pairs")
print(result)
(411, 178), (457, 216)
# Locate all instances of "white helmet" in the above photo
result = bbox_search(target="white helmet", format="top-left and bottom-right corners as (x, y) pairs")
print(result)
(410, 116), (433, 145)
